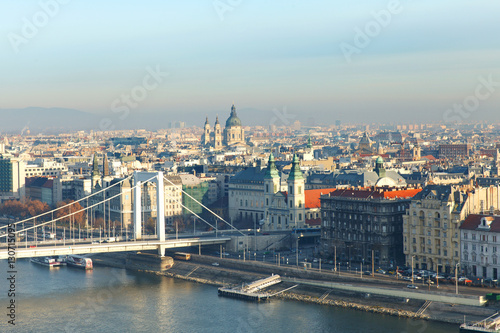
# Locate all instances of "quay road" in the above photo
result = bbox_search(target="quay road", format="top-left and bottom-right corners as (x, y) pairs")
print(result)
(204, 252), (495, 299)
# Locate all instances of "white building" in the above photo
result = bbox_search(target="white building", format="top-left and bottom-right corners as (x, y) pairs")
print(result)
(460, 212), (500, 279)
(25, 158), (68, 177)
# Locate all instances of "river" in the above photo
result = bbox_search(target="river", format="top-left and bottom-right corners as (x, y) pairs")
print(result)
(1, 259), (458, 332)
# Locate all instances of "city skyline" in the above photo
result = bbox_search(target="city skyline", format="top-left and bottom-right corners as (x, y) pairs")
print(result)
(1, 1), (499, 131)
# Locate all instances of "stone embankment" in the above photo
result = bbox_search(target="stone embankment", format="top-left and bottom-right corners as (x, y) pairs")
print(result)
(279, 292), (428, 320)
(92, 252), (497, 324)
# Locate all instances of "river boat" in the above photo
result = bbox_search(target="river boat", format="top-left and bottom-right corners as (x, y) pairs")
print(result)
(66, 255), (93, 270)
(30, 257), (65, 268)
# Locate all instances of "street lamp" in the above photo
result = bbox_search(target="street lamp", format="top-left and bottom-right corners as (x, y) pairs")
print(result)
(296, 233), (303, 269)
(334, 245), (337, 272)
(411, 255), (415, 284)
(455, 263), (460, 295)
(436, 264), (441, 288)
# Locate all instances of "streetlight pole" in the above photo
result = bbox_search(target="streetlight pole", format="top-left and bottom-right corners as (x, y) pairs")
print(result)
(455, 263), (460, 295)
(436, 264), (441, 288)
(334, 245), (337, 272)
(296, 236), (299, 268)
(411, 255), (415, 284)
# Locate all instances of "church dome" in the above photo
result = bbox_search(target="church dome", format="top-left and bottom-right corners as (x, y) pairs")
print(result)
(225, 104), (242, 127)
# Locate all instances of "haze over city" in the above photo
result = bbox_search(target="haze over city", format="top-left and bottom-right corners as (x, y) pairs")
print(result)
(0, 0), (499, 132)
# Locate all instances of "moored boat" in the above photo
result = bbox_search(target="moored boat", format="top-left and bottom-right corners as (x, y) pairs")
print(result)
(66, 255), (93, 270)
(30, 257), (65, 268)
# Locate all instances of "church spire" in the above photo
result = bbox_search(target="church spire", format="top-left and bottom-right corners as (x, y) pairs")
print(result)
(288, 154), (303, 180)
(264, 153), (279, 179)
(103, 153), (110, 177)
(92, 154), (100, 177)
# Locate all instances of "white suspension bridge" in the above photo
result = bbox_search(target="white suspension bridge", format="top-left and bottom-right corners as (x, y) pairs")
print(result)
(0, 171), (244, 260)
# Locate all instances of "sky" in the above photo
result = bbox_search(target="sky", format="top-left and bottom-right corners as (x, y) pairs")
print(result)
(0, 0), (499, 129)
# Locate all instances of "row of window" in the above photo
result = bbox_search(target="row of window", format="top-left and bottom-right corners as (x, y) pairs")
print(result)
(463, 233), (498, 242)
(463, 253), (498, 265)
(463, 243), (498, 253)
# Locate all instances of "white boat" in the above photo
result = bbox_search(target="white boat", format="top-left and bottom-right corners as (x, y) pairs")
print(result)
(30, 257), (65, 268)
(66, 255), (93, 270)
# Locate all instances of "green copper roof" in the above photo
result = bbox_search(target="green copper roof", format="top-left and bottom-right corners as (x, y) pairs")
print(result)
(307, 135), (312, 149)
(288, 154), (303, 180)
(376, 156), (384, 164)
(225, 104), (242, 127)
(264, 153), (279, 179)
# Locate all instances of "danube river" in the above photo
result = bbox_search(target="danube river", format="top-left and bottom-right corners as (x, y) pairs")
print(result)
(1, 259), (457, 333)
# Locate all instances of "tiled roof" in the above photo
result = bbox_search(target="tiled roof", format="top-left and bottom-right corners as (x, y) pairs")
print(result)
(460, 214), (500, 232)
(383, 188), (422, 199)
(330, 188), (421, 200)
(305, 188), (336, 208)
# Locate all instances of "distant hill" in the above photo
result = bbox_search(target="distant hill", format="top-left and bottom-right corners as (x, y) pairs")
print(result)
(0, 107), (100, 134)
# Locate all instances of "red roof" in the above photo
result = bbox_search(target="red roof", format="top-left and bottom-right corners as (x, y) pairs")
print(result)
(460, 214), (500, 232)
(383, 188), (422, 199)
(331, 188), (421, 200)
(422, 155), (436, 161)
(305, 188), (336, 208)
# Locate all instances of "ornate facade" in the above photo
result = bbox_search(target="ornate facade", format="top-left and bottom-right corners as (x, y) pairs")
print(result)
(202, 104), (245, 149)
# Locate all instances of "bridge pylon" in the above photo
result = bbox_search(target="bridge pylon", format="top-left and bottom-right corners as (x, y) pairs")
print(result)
(133, 171), (166, 255)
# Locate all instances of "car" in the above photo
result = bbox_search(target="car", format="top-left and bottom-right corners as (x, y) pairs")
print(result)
(212, 262), (219, 266)
(426, 279), (435, 285)
(313, 258), (318, 263)
(363, 271), (372, 276)
(407, 284), (418, 289)
(376, 268), (386, 274)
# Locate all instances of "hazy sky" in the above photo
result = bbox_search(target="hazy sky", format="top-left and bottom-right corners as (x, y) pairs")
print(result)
(1, 0), (499, 127)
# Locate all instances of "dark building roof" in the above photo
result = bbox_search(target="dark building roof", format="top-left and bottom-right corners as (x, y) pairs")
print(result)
(230, 166), (266, 184)
(412, 185), (453, 202)
(225, 104), (242, 127)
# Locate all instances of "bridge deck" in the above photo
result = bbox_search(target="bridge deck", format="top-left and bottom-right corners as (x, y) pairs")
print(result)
(0, 238), (230, 259)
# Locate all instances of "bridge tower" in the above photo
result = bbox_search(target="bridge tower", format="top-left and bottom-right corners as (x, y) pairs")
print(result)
(133, 171), (166, 255)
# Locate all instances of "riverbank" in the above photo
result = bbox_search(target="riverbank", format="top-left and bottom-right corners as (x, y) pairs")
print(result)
(92, 252), (498, 325)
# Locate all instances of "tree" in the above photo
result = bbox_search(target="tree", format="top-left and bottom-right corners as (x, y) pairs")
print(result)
(26, 200), (50, 220)
(145, 217), (156, 235)
(54, 200), (86, 227)
(0, 200), (27, 218)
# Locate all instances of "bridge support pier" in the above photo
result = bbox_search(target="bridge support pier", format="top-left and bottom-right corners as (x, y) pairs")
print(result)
(158, 245), (166, 257)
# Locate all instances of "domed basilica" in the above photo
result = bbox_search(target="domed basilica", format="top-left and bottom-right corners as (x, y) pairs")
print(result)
(202, 104), (245, 149)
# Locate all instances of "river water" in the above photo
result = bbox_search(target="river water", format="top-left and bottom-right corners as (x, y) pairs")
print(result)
(1, 259), (457, 333)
